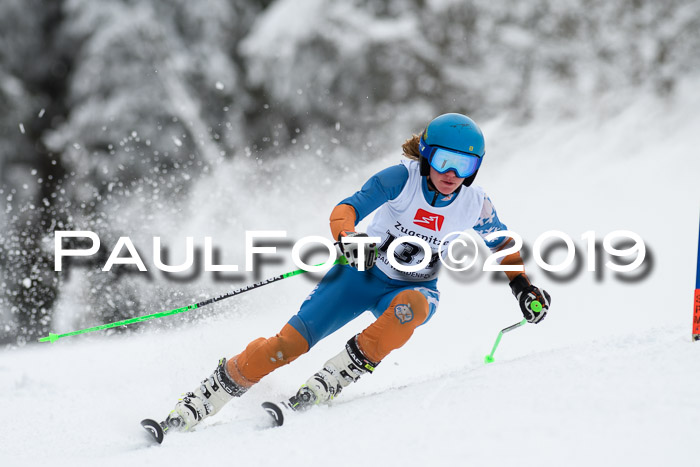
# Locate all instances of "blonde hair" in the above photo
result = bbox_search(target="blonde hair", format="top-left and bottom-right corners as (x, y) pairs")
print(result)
(402, 134), (421, 161)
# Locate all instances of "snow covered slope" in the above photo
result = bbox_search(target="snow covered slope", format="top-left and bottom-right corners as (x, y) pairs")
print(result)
(1, 318), (697, 467)
(2, 81), (699, 466)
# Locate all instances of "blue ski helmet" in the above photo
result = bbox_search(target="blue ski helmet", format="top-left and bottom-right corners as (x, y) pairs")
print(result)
(419, 113), (485, 187)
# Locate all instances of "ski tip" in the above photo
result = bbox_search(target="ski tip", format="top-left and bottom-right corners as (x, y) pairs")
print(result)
(261, 401), (284, 427)
(141, 418), (165, 444)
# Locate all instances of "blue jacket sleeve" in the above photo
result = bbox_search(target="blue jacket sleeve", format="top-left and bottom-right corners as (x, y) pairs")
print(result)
(473, 194), (510, 250)
(338, 164), (409, 223)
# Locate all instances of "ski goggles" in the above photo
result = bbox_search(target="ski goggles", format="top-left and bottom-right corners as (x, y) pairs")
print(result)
(422, 144), (483, 178)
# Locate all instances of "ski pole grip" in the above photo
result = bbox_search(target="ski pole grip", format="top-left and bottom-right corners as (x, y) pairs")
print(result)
(530, 300), (542, 313)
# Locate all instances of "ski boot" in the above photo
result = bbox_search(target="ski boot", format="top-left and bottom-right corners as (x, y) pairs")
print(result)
(166, 358), (248, 432)
(263, 336), (379, 426)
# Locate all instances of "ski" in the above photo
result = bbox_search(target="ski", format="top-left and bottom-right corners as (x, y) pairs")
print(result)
(141, 418), (168, 444)
(261, 401), (285, 427)
(141, 396), (300, 443)
(261, 391), (314, 427)
(141, 404), (283, 443)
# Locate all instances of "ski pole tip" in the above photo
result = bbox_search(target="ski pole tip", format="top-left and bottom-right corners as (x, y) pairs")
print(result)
(484, 355), (495, 364)
(38, 333), (59, 343)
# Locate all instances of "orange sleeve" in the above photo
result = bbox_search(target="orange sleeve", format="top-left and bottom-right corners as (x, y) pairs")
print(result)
(330, 204), (357, 241)
(496, 237), (529, 282)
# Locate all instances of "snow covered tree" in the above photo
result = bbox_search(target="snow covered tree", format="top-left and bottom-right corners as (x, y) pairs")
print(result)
(0, 0), (71, 343)
(1, 0), (699, 343)
(40, 0), (268, 329)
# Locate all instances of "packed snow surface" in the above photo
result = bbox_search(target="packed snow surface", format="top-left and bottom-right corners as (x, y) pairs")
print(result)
(2, 319), (698, 467)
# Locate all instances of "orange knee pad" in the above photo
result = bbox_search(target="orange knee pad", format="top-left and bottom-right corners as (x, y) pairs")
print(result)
(226, 324), (309, 387)
(357, 289), (429, 363)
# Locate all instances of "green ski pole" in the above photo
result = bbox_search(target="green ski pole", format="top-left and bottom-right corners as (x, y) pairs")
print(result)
(39, 257), (348, 344)
(483, 300), (542, 364)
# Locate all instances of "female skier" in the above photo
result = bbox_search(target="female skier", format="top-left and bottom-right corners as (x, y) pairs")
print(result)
(165, 113), (551, 431)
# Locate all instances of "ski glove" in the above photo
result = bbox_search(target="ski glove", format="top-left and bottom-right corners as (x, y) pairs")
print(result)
(509, 275), (551, 324)
(338, 231), (377, 271)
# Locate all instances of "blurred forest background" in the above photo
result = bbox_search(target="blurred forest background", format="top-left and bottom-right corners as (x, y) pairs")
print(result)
(1, 0), (699, 345)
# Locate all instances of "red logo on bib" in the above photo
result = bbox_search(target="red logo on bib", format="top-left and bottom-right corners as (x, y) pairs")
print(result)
(413, 209), (444, 231)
